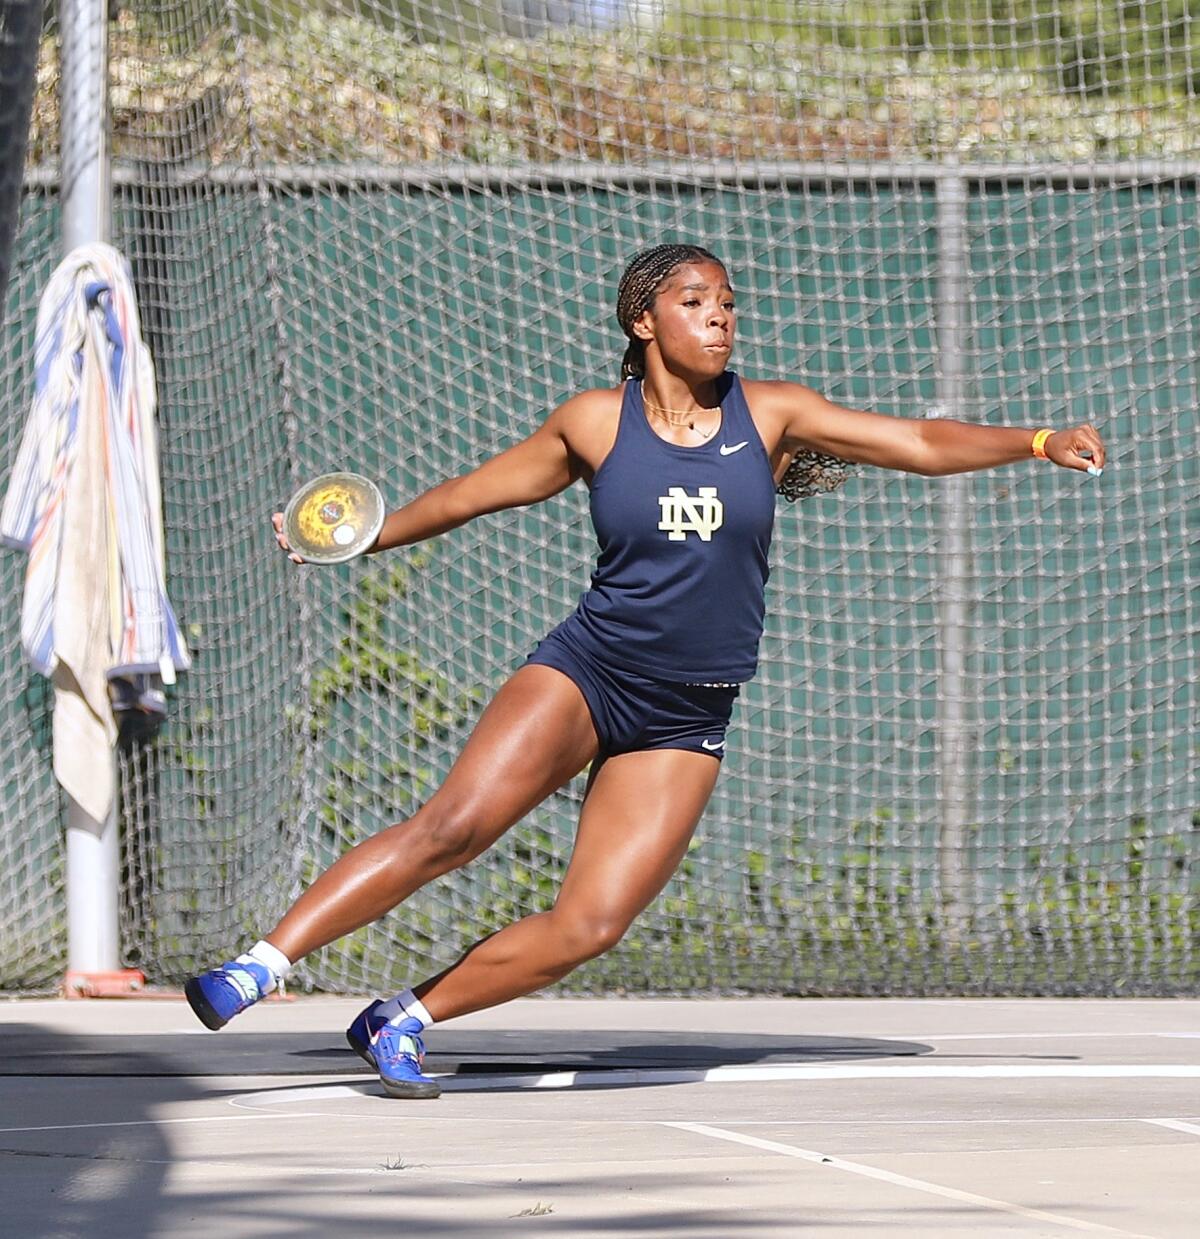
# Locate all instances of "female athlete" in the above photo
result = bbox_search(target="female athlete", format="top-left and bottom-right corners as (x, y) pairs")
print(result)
(186, 244), (1106, 1098)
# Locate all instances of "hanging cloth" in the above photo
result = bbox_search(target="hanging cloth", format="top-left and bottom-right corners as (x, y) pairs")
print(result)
(2, 242), (190, 820)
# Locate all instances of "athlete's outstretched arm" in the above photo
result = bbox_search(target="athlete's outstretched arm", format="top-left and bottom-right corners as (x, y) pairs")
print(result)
(274, 391), (608, 561)
(364, 419), (575, 555)
(757, 381), (1106, 477)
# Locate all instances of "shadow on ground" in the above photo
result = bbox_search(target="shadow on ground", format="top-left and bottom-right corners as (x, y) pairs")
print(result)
(1, 1023), (932, 1076)
(1, 1028), (189, 1239)
(0, 1021), (932, 1238)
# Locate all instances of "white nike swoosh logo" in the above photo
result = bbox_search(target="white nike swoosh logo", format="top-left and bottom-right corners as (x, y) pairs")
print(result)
(701, 738), (726, 751)
(719, 441), (748, 456)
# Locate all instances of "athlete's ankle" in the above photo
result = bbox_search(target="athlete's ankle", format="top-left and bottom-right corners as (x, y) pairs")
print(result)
(377, 986), (435, 1030)
(235, 940), (293, 994)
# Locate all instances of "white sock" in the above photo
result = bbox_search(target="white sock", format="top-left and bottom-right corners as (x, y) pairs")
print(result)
(238, 940), (292, 994)
(380, 987), (435, 1030)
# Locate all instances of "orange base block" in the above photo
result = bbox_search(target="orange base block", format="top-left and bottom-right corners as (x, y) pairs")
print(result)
(63, 969), (147, 998)
(62, 970), (296, 1001)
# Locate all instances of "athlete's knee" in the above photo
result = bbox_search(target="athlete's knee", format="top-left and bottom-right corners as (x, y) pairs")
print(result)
(407, 800), (490, 871)
(550, 906), (631, 964)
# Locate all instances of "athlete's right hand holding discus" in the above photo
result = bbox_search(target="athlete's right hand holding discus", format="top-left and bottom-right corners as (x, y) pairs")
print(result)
(189, 242), (1106, 1102)
(271, 512), (303, 564)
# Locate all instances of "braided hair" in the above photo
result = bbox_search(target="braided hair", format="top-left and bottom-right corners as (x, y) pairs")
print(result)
(615, 244), (723, 381)
(774, 449), (855, 502)
(614, 244), (854, 500)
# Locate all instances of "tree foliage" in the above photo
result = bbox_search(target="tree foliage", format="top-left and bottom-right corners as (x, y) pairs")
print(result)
(902, 0), (1200, 95)
(668, 0), (1200, 96)
(24, 5), (1200, 167)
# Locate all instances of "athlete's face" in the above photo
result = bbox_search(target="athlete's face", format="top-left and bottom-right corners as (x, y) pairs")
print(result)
(634, 261), (736, 377)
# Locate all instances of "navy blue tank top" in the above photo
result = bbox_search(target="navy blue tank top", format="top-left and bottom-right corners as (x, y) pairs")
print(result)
(568, 372), (776, 682)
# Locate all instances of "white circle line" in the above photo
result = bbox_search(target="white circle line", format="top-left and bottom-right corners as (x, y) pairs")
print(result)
(665, 1121), (1162, 1238)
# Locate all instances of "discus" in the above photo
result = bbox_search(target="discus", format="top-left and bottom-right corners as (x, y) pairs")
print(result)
(281, 472), (385, 565)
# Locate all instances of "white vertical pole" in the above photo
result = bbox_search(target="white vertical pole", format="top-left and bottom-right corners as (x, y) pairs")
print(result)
(60, 0), (117, 980)
(59, 0), (110, 251)
(66, 798), (120, 973)
(933, 169), (974, 939)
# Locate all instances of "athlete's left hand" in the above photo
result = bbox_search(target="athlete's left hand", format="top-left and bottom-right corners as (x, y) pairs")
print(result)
(1045, 424), (1106, 475)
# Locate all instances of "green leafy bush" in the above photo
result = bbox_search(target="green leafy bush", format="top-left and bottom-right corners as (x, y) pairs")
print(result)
(902, 0), (1200, 96)
(25, 6), (1200, 168)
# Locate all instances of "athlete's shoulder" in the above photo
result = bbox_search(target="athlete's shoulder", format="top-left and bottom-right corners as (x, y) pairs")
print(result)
(551, 384), (625, 422)
(548, 384), (624, 441)
(542, 384), (625, 473)
(739, 378), (832, 434)
(738, 377), (825, 408)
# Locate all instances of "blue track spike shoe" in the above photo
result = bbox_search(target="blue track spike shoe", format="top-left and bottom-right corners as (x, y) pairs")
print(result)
(345, 998), (387, 1068)
(184, 959), (273, 1031)
(372, 1017), (441, 1099)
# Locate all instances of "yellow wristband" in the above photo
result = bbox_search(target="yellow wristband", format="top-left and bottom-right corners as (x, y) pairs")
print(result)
(1031, 428), (1053, 459)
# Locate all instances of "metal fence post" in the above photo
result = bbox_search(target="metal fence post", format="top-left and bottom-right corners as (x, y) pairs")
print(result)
(59, 0), (122, 989)
(60, 0), (109, 252)
(932, 169), (975, 939)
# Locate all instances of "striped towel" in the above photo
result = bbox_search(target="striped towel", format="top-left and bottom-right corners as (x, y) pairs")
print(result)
(1, 243), (189, 820)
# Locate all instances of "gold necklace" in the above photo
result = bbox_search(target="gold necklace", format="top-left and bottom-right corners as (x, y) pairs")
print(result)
(641, 388), (720, 440)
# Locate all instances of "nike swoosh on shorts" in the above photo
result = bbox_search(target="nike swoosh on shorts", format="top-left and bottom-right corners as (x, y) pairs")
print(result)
(720, 441), (749, 456)
(701, 738), (726, 750)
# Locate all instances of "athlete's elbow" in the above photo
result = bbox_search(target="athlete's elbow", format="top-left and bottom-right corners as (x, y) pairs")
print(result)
(903, 429), (955, 476)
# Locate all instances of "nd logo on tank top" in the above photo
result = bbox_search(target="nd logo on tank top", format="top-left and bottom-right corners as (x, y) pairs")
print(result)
(657, 486), (723, 541)
(571, 371), (777, 684)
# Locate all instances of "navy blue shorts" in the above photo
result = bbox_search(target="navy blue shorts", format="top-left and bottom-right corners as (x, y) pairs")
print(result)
(526, 622), (740, 760)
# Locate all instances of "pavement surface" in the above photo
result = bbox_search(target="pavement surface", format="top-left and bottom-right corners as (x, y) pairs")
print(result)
(1, 996), (1198, 1238)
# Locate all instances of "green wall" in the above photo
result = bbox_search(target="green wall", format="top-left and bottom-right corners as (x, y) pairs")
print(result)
(2, 180), (1195, 993)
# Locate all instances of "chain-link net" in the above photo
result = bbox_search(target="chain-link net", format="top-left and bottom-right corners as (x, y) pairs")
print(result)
(2, 2), (1197, 994)
(0, 0), (42, 306)
(0, 0), (58, 992)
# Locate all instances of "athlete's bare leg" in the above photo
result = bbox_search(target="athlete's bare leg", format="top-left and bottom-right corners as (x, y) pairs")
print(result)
(410, 746), (722, 1021)
(266, 666), (598, 963)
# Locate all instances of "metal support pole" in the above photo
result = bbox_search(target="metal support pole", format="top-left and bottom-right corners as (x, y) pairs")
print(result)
(65, 797), (120, 975)
(59, 0), (110, 252)
(932, 171), (974, 938)
(59, 0), (122, 990)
